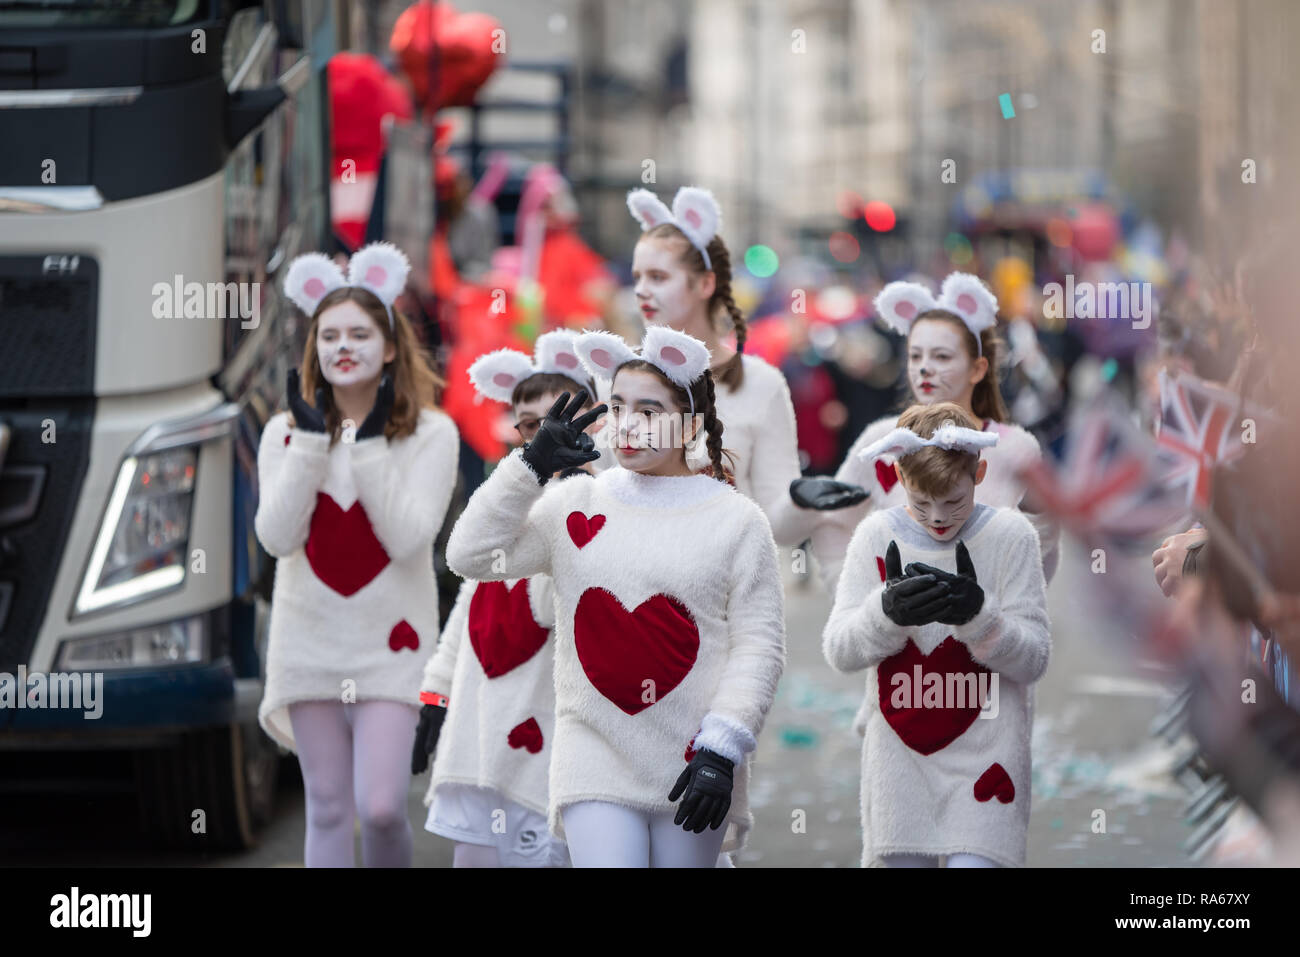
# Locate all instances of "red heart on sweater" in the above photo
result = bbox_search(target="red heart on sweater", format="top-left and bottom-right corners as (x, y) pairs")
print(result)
(974, 762), (1015, 804)
(877, 636), (989, 755)
(684, 725), (702, 763)
(305, 493), (391, 596)
(875, 459), (898, 493)
(388, 619), (419, 652)
(566, 511), (606, 549)
(574, 588), (699, 715)
(469, 580), (549, 678)
(876, 556), (888, 582)
(507, 717), (544, 754)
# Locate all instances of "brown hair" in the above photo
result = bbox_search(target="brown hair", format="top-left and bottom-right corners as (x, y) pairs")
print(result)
(294, 286), (443, 444)
(613, 359), (735, 482)
(894, 402), (983, 498)
(511, 371), (597, 409)
(906, 310), (1009, 422)
(641, 224), (747, 391)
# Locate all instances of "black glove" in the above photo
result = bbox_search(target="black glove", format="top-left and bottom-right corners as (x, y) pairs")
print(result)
(520, 391), (607, 485)
(356, 373), (394, 440)
(287, 368), (328, 433)
(668, 748), (734, 833)
(903, 541), (985, 626)
(790, 477), (869, 511)
(880, 539), (951, 627)
(410, 702), (447, 775)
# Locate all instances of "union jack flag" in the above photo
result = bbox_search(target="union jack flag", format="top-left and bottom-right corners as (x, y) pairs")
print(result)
(1019, 397), (1188, 541)
(1154, 369), (1253, 509)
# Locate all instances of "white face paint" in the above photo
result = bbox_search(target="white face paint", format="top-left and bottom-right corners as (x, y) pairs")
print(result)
(607, 368), (696, 475)
(901, 470), (977, 542)
(632, 237), (706, 331)
(316, 300), (391, 388)
(907, 318), (985, 409)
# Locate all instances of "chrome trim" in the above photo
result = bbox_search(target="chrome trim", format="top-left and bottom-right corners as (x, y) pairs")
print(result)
(0, 186), (104, 213)
(227, 22), (276, 94)
(127, 402), (242, 457)
(0, 87), (142, 109)
(277, 56), (311, 97)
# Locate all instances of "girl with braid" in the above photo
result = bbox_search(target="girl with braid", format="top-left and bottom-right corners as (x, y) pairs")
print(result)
(445, 326), (786, 867)
(625, 188), (865, 547)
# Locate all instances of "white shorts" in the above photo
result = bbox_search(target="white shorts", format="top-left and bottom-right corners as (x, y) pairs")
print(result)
(425, 784), (568, 868)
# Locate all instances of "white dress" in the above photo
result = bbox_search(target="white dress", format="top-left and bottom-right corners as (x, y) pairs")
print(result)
(254, 408), (459, 750)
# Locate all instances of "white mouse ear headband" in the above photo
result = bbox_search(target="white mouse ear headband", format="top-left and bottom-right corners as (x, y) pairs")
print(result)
(627, 186), (722, 270)
(873, 271), (999, 355)
(858, 421), (999, 463)
(468, 330), (589, 404)
(575, 326), (711, 417)
(284, 241), (411, 328)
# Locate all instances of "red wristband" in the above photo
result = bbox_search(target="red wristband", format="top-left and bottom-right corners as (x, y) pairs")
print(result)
(420, 692), (448, 708)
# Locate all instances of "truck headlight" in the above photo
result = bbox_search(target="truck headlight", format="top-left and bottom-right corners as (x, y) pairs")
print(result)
(55, 614), (207, 670)
(73, 447), (197, 616)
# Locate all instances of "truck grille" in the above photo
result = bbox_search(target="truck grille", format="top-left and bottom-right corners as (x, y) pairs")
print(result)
(0, 255), (98, 398)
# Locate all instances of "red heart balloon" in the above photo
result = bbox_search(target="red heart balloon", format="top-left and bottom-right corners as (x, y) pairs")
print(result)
(566, 511), (606, 549)
(877, 636), (989, 754)
(875, 458), (898, 493)
(388, 619), (420, 653)
(468, 580), (549, 678)
(305, 493), (391, 597)
(507, 717), (544, 754)
(974, 762), (1016, 803)
(574, 589), (699, 715)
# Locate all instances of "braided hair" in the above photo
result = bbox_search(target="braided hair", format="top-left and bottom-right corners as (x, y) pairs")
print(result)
(642, 224), (748, 392)
(614, 359), (735, 483)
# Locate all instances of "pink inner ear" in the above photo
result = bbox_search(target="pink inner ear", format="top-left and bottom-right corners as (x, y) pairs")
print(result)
(682, 208), (702, 229)
(895, 301), (917, 320)
(956, 293), (977, 314)
(590, 348), (613, 368)
(303, 277), (326, 298)
(658, 345), (686, 366)
(642, 212), (657, 225)
(365, 265), (387, 285)
(492, 373), (516, 388)
(555, 353), (578, 369)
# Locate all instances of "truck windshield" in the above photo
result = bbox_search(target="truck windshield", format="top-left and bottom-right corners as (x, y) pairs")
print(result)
(0, 0), (204, 28)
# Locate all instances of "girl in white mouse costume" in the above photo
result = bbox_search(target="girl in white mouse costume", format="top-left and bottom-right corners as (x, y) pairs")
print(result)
(809, 273), (1059, 595)
(256, 241), (459, 867)
(624, 186), (866, 545)
(445, 324), (786, 867)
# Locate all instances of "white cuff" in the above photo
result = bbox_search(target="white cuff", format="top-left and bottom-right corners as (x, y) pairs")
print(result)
(691, 712), (757, 765)
(953, 592), (1001, 658)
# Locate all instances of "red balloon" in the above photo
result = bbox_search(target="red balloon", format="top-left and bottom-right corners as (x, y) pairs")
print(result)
(1070, 203), (1119, 262)
(391, 2), (505, 111)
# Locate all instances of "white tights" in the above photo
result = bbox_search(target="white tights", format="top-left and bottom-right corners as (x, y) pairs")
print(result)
(562, 801), (728, 868)
(288, 699), (420, 868)
(884, 852), (1000, 868)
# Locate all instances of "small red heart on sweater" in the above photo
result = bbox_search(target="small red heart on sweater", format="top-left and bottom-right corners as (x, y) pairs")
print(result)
(974, 762), (1015, 804)
(469, 580), (549, 678)
(876, 556), (888, 582)
(566, 511), (606, 549)
(284, 434), (291, 446)
(574, 588), (698, 715)
(875, 459), (898, 493)
(305, 493), (391, 596)
(877, 636), (989, 754)
(684, 726), (702, 763)
(388, 619), (419, 652)
(507, 717), (544, 754)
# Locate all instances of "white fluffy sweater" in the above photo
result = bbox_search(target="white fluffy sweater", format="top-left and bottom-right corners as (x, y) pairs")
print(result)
(823, 503), (1050, 867)
(811, 413), (1060, 594)
(420, 574), (559, 817)
(254, 408), (459, 750)
(686, 353), (817, 547)
(445, 452), (787, 853)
